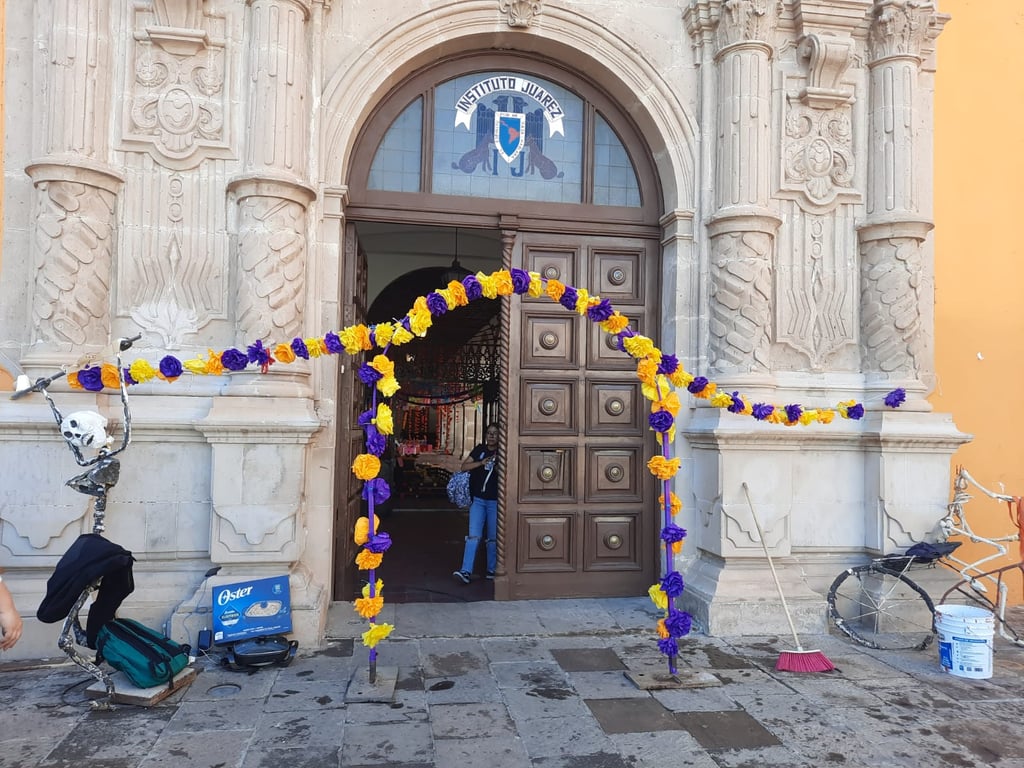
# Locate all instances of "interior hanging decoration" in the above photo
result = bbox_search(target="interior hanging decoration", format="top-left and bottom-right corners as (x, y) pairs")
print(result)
(58, 269), (908, 677)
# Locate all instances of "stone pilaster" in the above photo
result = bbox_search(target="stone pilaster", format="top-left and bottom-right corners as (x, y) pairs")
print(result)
(707, 0), (781, 374)
(25, 1), (122, 362)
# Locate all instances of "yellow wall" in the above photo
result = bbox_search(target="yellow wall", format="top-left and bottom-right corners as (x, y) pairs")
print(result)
(933, 0), (1024, 584)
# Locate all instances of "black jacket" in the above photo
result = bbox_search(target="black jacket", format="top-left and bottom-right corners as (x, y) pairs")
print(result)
(36, 533), (135, 649)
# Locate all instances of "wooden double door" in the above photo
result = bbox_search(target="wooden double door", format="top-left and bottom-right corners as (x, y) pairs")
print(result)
(497, 232), (660, 599)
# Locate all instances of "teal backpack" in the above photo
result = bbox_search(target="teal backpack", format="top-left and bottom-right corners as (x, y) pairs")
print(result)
(96, 618), (190, 689)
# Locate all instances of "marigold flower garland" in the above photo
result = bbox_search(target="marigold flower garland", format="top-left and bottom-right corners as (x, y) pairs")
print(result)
(59, 268), (907, 673)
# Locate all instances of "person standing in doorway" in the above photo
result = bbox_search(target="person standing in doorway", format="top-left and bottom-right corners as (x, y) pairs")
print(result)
(453, 423), (500, 584)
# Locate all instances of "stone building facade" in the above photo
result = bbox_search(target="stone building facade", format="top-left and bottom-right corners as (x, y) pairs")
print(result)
(0, 0), (966, 659)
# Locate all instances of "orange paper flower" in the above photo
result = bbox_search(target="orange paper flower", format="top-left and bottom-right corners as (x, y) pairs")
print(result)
(352, 454), (381, 481)
(356, 549), (384, 570)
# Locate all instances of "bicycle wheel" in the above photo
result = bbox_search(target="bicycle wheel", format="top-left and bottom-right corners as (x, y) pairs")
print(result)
(827, 563), (936, 650)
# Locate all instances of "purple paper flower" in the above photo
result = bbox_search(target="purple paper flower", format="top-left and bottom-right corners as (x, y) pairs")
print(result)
(123, 368), (136, 386)
(785, 404), (803, 423)
(586, 298), (614, 322)
(657, 354), (679, 375)
(246, 340), (270, 367)
(665, 609), (693, 638)
(658, 637), (679, 657)
(884, 388), (906, 408)
(426, 292), (448, 316)
(559, 286), (578, 311)
(221, 348), (249, 371)
(325, 332), (343, 354)
(358, 363), (383, 385)
(752, 403), (774, 421)
(510, 268), (531, 294)
(660, 525), (687, 545)
(846, 403), (865, 420)
(358, 409), (375, 427)
(728, 392), (745, 414)
(660, 570), (685, 597)
(159, 355), (183, 379)
(401, 317), (413, 333)
(649, 410), (675, 433)
(291, 338), (310, 360)
(365, 532), (392, 553)
(77, 367), (104, 392)
(366, 430), (387, 457)
(614, 327), (635, 352)
(687, 376), (709, 395)
(463, 275), (483, 300)
(362, 478), (391, 505)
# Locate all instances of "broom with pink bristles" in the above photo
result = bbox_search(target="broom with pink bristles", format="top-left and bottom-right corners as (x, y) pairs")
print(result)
(742, 482), (835, 673)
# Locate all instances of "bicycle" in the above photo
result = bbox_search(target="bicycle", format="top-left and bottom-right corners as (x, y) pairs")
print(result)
(12, 335), (141, 708)
(827, 467), (1023, 651)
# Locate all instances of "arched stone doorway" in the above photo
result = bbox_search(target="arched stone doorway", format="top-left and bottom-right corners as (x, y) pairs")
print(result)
(331, 52), (672, 602)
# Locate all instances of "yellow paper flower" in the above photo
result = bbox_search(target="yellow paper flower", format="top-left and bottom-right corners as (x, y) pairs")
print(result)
(183, 356), (208, 375)
(354, 596), (385, 619)
(528, 272), (544, 297)
(354, 516), (378, 545)
(600, 313), (629, 334)
(573, 288), (590, 315)
(129, 359), (158, 384)
(101, 364), (121, 389)
(477, 272), (499, 299)
(710, 392), (733, 409)
(647, 455), (681, 480)
(373, 322), (395, 348)
(205, 349), (225, 376)
(623, 335), (655, 359)
(546, 279), (566, 302)
(362, 622), (394, 648)
(305, 337), (327, 358)
(447, 281), (469, 306)
(656, 618), (670, 639)
(648, 583), (668, 611)
(659, 492), (683, 517)
(391, 325), (414, 346)
(377, 376), (400, 398)
(374, 404), (394, 435)
(356, 549), (384, 570)
(273, 344), (297, 364)
(636, 358), (658, 386)
(653, 391), (681, 417)
(352, 454), (381, 481)
(493, 269), (514, 296)
(409, 303), (433, 336)
(361, 579), (384, 598)
(654, 426), (677, 447)
(340, 324), (373, 354)
(370, 354), (395, 378)
(819, 408), (835, 424)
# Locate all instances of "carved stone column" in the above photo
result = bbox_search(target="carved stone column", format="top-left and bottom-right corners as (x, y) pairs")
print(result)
(706, 0), (781, 374)
(25, 1), (122, 365)
(857, 0), (938, 389)
(227, 0), (316, 392)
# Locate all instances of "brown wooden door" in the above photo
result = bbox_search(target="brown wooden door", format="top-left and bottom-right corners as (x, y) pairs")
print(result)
(333, 222), (369, 599)
(501, 232), (660, 599)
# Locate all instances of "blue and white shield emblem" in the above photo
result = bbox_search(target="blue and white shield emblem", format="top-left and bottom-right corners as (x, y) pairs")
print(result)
(494, 112), (526, 164)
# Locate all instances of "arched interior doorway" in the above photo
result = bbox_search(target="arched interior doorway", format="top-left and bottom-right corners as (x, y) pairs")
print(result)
(333, 52), (664, 604)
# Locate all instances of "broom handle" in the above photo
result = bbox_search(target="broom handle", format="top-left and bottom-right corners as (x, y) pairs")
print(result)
(742, 482), (803, 650)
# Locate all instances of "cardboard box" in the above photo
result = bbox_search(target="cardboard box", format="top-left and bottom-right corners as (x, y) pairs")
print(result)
(212, 575), (292, 644)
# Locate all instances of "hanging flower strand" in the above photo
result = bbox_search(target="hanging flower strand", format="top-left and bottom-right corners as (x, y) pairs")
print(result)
(58, 268), (908, 672)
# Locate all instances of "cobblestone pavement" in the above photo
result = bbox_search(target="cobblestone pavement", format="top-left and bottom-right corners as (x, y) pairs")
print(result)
(2, 597), (1024, 768)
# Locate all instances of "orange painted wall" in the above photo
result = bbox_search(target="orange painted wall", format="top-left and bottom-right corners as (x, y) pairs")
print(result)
(932, 0), (1024, 587)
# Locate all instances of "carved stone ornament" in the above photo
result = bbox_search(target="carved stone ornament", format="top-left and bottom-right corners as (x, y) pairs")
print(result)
(125, 3), (231, 169)
(783, 101), (856, 211)
(797, 33), (855, 108)
(716, 0), (778, 49)
(500, 0), (542, 28)
(869, 0), (937, 61)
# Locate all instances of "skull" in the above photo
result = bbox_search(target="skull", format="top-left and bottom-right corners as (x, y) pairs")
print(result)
(60, 411), (109, 450)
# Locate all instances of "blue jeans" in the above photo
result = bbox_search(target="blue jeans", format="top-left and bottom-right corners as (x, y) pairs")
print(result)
(460, 497), (497, 574)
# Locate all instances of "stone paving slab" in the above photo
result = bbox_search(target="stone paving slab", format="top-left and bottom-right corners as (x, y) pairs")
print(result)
(4, 596), (1024, 768)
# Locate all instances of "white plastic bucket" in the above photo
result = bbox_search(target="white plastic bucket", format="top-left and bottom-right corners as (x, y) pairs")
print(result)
(935, 604), (995, 679)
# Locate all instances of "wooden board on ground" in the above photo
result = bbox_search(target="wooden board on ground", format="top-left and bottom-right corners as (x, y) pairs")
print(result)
(85, 666), (199, 706)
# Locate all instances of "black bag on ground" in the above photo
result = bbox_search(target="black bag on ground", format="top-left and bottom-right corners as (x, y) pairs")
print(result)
(95, 618), (190, 689)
